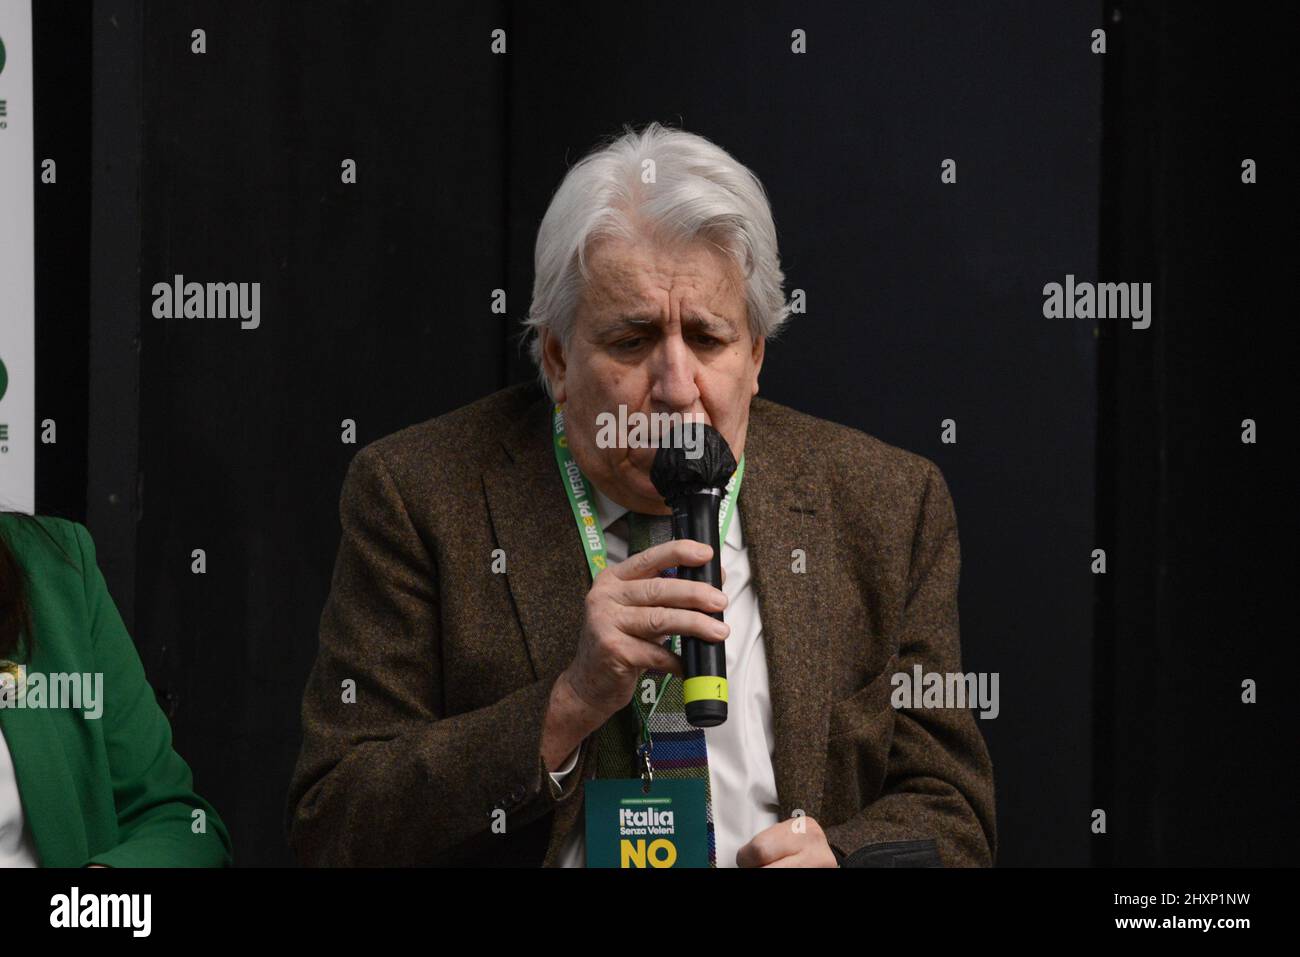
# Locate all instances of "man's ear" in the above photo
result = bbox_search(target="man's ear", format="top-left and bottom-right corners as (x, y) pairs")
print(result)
(750, 333), (765, 396)
(540, 328), (567, 404)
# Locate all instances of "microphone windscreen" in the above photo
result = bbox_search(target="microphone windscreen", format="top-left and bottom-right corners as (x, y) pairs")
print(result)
(650, 421), (737, 502)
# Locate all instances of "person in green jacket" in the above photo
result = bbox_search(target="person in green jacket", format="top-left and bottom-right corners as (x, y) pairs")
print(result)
(0, 511), (231, 867)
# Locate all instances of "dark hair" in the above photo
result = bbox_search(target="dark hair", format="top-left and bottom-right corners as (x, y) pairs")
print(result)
(0, 511), (78, 661)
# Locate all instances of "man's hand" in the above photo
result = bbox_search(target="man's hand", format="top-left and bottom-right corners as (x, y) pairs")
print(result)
(542, 539), (732, 771)
(543, 538), (730, 771)
(736, 815), (839, 868)
(570, 536), (729, 711)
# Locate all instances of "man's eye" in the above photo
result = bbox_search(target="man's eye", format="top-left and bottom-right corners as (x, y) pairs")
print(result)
(615, 338), (645, 350)
(693, 335), (721, 346)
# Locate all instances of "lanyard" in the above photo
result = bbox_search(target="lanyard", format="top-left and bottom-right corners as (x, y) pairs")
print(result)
(552, 403), (744, 784)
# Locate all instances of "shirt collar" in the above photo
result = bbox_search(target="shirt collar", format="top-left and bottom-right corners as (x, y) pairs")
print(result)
(592, 485), (743, 550)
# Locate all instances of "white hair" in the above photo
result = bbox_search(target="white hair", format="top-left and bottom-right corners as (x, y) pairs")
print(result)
(519, 122), (791, 397)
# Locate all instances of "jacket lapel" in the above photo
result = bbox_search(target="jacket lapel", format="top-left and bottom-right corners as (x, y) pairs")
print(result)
(739, 400), (835, 823)
(481, 395), (595, 866)
(481, 395), (589, 686)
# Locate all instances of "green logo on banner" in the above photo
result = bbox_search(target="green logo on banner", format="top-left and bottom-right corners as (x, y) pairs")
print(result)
(0, 358), (7, 402)
(0, 36), (7, 76)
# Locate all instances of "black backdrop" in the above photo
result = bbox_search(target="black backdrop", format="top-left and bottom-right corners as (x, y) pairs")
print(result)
(28, 1), (1289, 867)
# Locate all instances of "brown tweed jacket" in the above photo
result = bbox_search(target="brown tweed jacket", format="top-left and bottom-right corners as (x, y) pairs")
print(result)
(287, 381), (996, 867)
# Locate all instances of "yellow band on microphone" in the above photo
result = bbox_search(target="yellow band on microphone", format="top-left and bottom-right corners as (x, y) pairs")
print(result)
(682, 676), (728, 705)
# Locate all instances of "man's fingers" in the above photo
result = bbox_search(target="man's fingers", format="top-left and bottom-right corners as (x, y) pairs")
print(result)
(626, 640), (684, 677)
(618, 606), (730, 643)
(614, 539), (713, 580)
(620, 576), (727, 614)
(735, 840), (768, 868)
(736, 822), (800, 867)
(613, 634), (686, 681)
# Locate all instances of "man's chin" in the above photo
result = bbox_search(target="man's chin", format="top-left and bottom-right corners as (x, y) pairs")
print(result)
(627, 448), (657, 471)
(629, 470), (662, 504)
(606, 464), (670, 513)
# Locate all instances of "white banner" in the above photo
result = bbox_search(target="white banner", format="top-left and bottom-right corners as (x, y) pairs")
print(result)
(0, 0), (34, 513)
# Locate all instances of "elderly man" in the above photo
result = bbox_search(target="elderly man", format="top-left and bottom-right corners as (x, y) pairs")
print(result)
(288, 122), (996, 867)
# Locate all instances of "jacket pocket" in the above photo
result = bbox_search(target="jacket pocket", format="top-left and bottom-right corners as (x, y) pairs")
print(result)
(827, 654), (899, 739)
(842, 838), (943, 868)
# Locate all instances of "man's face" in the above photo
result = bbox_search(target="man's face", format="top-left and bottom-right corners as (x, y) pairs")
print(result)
(541, 233), (765, 515)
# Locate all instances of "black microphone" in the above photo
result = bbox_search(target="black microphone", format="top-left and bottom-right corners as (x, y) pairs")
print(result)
(650, 421), (737, 728)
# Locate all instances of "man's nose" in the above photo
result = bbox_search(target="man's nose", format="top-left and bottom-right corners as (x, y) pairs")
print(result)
(648, 334), (700, 411)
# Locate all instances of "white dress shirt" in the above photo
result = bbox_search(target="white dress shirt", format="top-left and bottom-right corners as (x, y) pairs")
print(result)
(551, 486), (781, 867)
(0, 724), (38, 867)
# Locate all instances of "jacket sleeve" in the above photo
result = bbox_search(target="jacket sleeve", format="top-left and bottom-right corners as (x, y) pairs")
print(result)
(823, 463), (998, 867)
(287, 445), (582, 866)
(74, 524), (234, 868)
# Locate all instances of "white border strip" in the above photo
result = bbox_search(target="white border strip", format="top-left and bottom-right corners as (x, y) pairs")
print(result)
(0, 0), (34, 513)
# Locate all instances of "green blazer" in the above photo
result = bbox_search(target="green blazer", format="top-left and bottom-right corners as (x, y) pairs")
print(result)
(0, 514), (232, 867)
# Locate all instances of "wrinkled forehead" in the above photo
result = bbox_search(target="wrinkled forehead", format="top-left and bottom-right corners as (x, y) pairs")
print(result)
(576, 235), (748, 335)
(589, 309), (740, 340)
